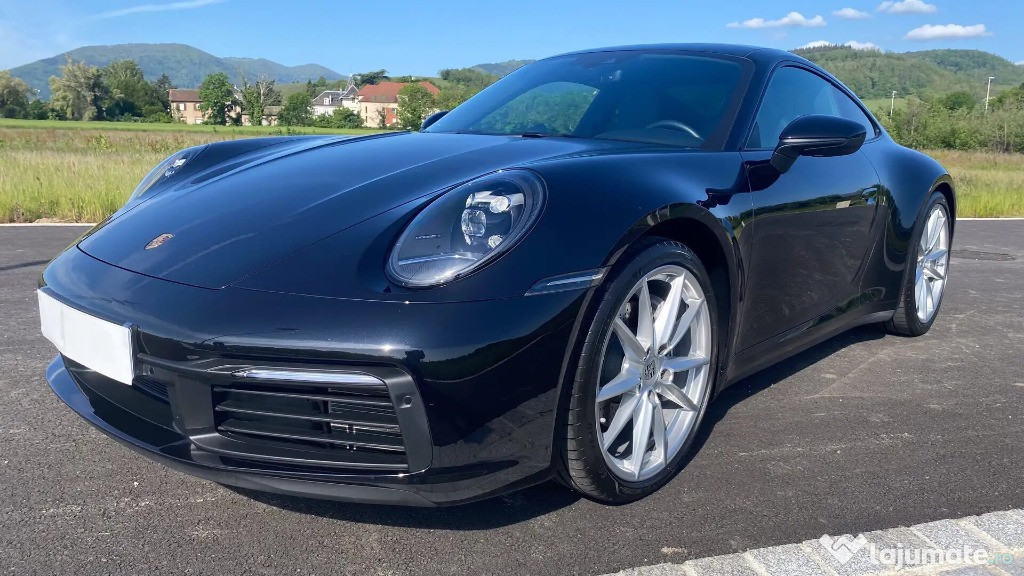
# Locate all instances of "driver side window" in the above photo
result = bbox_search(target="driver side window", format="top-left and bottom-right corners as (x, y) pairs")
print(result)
(747, 66), (840, 149)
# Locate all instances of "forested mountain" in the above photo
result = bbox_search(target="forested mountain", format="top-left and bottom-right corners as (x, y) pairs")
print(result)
(10, 44), (343, 98)
(471, 60), (535, 77)
(472, 49), (1023, 101)
(794, 47), (1024, 99)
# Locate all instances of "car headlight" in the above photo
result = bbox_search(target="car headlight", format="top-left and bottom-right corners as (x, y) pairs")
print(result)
(129, 145), (207, 201)
(387, 170), (546, 287)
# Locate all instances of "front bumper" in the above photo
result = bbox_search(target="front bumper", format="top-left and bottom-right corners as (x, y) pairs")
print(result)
(41, 246), (587, 505)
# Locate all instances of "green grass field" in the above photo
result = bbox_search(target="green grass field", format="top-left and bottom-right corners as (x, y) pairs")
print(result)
(0, 118), (1020, 222)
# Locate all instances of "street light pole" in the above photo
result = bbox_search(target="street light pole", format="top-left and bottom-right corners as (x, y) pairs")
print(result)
(985, 76), (995, 113)
(890, 90), (897, 117)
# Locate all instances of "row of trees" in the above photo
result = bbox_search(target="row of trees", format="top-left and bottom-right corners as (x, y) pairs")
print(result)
(875, 83), (1024, 153)
(1, 59), (175, 121)
(1, 59), (500, 129)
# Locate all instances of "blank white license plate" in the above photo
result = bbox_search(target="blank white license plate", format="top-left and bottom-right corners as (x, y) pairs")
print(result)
(38, 290), (134, 385)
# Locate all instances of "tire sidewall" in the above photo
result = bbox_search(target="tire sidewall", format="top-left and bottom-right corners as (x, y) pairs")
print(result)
(569, 239), (720, 499)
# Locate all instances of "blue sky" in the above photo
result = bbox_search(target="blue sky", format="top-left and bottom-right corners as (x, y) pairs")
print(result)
(1, 0), (1021, 74)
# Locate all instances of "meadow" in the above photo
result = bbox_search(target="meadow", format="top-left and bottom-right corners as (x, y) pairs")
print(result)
(0, 119), (1020, 222)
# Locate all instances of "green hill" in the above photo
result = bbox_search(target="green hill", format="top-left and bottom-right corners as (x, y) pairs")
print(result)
(793, 46), (1024, 100)
(9, 43), (343, 99)
(471, 60), (535, 77)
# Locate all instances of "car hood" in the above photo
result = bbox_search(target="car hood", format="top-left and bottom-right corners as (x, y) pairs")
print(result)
(78, 132), (639, 289)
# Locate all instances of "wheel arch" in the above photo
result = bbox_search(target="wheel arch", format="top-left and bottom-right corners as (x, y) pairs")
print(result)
(932, 177), (956, 235)
(556, 204), (742, 413)
(548, 203), (742, 480)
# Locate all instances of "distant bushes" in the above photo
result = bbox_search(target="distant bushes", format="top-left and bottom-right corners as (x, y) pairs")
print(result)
(871, 83), (1024, 153)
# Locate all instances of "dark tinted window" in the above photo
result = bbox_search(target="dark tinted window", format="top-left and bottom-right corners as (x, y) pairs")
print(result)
(746, 66), (874, 149)
(832, 86), (877, 137)
(426, 52), (747, 149)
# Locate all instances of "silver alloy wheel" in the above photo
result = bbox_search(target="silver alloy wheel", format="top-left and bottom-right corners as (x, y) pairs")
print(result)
(915, 204), (950, 323)
(595, 265), (712, 482)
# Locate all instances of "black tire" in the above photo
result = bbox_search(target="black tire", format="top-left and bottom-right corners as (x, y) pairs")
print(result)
(557, 238), (720, 504)
(884, 191), (951, 336)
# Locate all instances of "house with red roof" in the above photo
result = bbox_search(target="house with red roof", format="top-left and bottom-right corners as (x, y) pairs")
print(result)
(355, 81), (439, 128)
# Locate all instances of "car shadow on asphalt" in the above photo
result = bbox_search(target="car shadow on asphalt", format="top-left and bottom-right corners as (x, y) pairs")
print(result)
(231, 325), (887, 529)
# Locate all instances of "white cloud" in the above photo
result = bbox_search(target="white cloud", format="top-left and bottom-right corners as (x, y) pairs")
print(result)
(799, 40), (882, 51)
(845, 40), (881, 51)
(1016, 61), (1024, 66)
(905, 23), (991, 40)
(95, 0), (226, 19)
(834, 7), (871, 19)
(727, 11), (826, 29)
(878, 0), (937, 14)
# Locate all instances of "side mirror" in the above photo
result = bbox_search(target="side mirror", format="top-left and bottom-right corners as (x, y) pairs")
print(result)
(420, 110), (449, 131)
(770, 115), (867, 174)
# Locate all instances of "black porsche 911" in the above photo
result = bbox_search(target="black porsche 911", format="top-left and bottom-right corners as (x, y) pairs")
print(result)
(39, 44), (954, 506)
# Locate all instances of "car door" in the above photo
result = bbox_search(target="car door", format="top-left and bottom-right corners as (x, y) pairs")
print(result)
(737, 65), (883, 352)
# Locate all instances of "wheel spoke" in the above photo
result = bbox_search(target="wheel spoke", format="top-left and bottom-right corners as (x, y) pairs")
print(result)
(929, 278), (943, 311)
(597, 366), (641, 402)
(663, 297), (704, 354)
(662, 354), (709, 373)
(933, 213), (946, 249)
(629, 395), (654, 479)
(602, 393), (640, 450)
(651, 396), (666, 464)
(613, 318), (646, 362)
(656, 380), (699, 411)
(916, 276), (927, 314)
(926, 212), (941, 250)
(922, 265), (945, 281)
(923, 248), (948, 265)
(636, 280), (655, 348)
(653, 274), (685, 350)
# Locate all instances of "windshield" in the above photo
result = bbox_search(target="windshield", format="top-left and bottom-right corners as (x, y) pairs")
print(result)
(425, 51), (749, 149)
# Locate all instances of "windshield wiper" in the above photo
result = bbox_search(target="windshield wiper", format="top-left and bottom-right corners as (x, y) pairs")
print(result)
(518, 132), (576, 139)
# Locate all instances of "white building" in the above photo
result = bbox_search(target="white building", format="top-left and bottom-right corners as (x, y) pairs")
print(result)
(311, 85), (360, 117)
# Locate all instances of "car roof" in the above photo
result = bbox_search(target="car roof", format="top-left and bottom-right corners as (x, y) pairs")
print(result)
(552, 43), (810, 67)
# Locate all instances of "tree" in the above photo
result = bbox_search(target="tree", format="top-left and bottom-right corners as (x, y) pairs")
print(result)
(27, 99), (50, 120)
(240, 74), (281, 126)
(353, 69), (389, 87)
(939, 91), (975, 112)
(279, 91), (313, 126)
(436, 86), (473, 111)
(439, 68), (497, 91)
(101, 60), (158, 119)
(397, 84), (436, 130)
(151, 74), (174, 110)
(197, 72), (234, 125)
(49, 58), (105, 121)
(314, 106), (363, 129)
(0, 70), (33, 118)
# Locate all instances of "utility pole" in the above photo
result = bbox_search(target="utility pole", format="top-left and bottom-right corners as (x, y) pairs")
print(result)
(890, 91), (897, 117)
(985, 76), (995, 113)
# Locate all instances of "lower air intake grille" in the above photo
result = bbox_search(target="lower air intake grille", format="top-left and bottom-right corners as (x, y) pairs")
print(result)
(135, 376), (169, 402)
(212, 380), (407, 469)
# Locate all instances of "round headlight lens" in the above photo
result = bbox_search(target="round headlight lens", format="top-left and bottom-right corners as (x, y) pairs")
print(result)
(387, 170), (546, 287)
(129, 145), (207, 201)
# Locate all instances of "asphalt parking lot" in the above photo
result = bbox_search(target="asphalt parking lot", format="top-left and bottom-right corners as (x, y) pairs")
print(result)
(1, 221), (1022, 576)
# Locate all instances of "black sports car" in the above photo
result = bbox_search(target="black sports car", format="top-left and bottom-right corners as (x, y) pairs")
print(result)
(39, 44), (954, 506)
